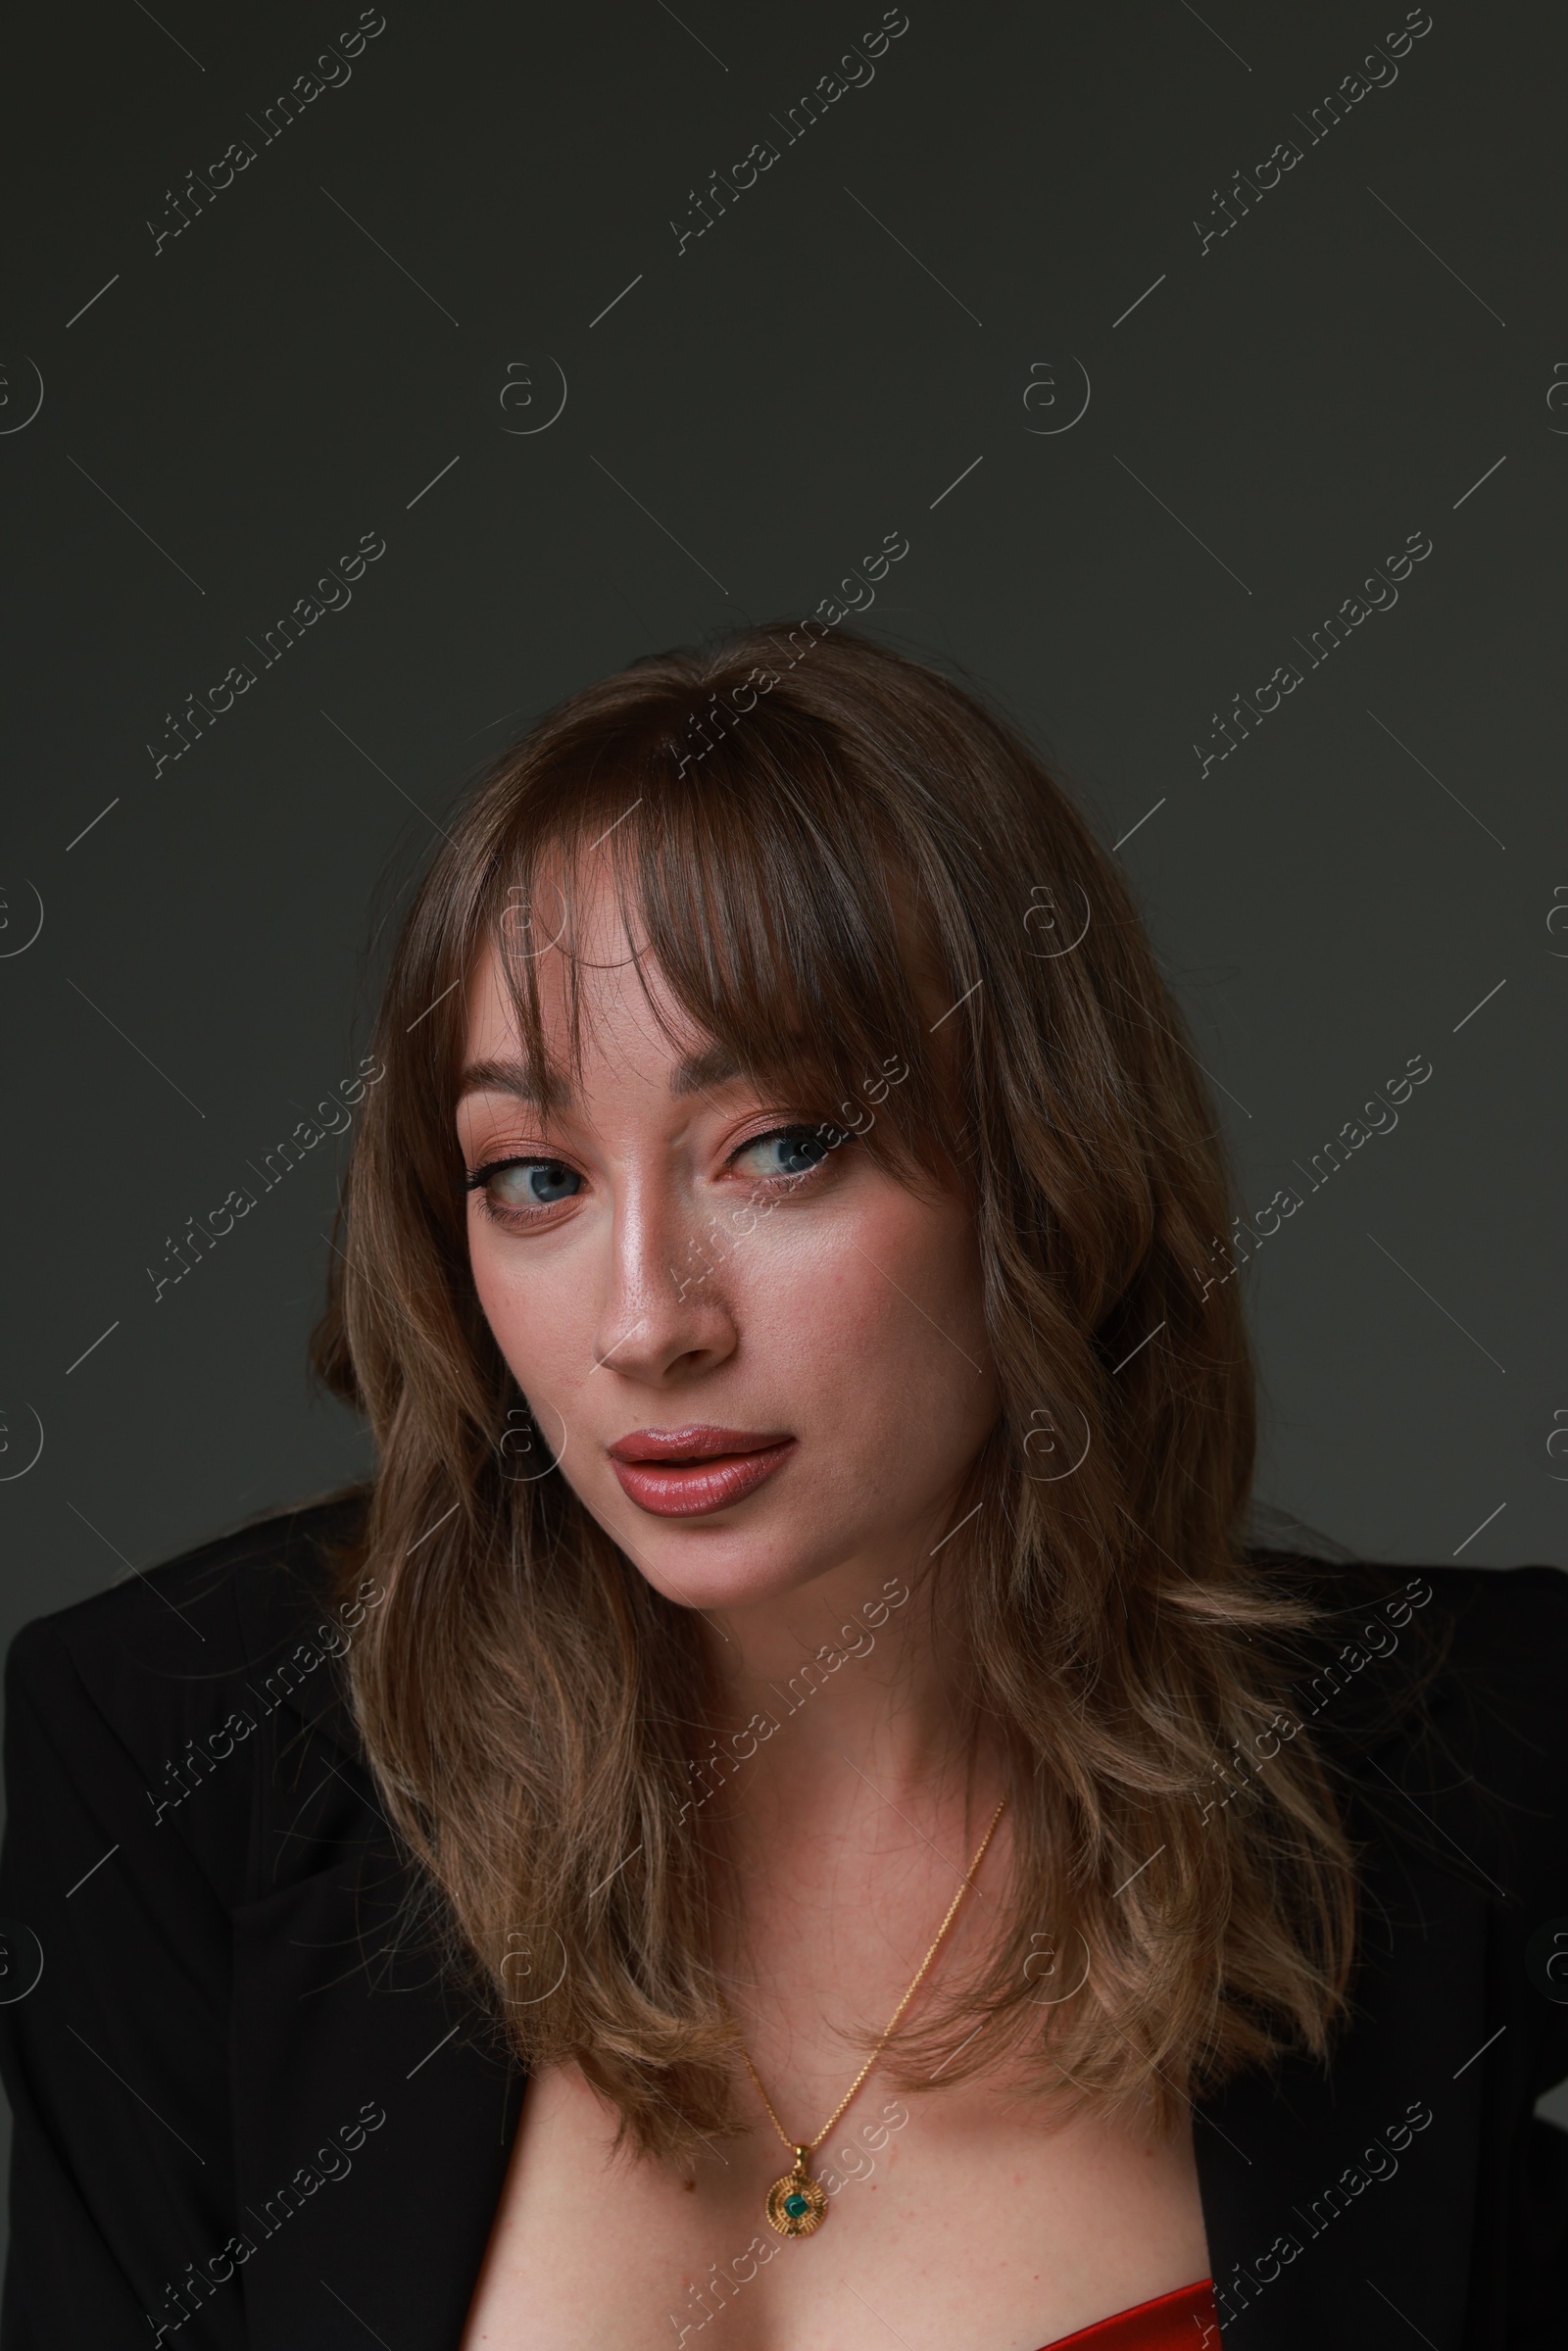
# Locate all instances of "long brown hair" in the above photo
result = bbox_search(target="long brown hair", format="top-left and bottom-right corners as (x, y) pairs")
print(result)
(312, 621), (1356, 2161)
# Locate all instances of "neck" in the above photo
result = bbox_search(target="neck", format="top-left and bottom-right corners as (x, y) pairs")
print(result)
(691, 1541), (990, 1837)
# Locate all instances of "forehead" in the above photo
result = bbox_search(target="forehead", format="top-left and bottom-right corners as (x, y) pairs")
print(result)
(451, 819), (952, 1148)
(459, 855), (734, 1110)
(463, 936), (703, 1059)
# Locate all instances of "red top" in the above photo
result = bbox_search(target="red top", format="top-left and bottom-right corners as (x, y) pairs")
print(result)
(1034, 2278), (1217, 2349)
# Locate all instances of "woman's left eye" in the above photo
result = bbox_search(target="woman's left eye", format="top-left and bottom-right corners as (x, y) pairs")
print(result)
(730, 1124), (847, 1182)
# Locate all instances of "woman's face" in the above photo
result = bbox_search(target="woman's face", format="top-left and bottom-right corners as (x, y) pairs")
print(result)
(455, 856), (1000, 1616)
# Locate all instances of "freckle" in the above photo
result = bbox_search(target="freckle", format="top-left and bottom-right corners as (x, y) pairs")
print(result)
(683, 2179), (696, 2191)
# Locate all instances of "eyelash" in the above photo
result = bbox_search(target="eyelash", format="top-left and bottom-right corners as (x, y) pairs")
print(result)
(462, 1122), (851, 1234)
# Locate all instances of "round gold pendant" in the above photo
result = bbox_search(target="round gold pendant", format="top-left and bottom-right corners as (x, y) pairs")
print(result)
(765, 2148), (828, 2236)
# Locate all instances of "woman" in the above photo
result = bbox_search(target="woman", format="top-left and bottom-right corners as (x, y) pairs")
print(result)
(1, 625), (1564, 2350)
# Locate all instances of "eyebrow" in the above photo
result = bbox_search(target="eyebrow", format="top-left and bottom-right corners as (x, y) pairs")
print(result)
(458, 1043), (747, 1106)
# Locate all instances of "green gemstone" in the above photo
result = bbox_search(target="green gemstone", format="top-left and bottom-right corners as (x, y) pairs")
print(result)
(784, 2191), (810, 2218)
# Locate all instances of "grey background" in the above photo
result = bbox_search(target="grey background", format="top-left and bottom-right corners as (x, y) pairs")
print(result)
(3, 0), (1565, 2246)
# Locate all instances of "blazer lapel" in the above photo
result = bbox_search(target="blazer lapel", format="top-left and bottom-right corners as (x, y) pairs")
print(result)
(226, 1562), (528, 2350)
(1195, 1849), (1490, 2347)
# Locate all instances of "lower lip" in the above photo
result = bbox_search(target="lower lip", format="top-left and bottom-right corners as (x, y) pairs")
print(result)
(610, 1441), (797, 1518)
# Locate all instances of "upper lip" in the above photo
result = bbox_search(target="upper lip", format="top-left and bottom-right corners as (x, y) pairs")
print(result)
(607, 1426), (791, 1464)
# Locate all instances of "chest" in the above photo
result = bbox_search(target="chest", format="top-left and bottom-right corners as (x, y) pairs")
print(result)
(458, 2059), (1210, 2351)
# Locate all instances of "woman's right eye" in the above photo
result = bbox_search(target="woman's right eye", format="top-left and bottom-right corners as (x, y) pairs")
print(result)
(466, 1157), (583, 1221)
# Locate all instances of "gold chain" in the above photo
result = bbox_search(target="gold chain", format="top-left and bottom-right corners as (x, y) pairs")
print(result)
(723, 1793), (1007, 2160)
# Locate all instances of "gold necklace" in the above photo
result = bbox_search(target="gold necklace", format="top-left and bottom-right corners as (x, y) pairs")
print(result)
(721, 1794), (1007, 2237)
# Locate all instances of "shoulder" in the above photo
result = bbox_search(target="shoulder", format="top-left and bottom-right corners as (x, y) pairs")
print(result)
(4, 1483), (375, 1781)
(1257, 1550), (1568, 1904)
(1288, 1553), (1568, 1742)
(2, 1485), (382, 1922)
(1250, 1547), (1568, 1724)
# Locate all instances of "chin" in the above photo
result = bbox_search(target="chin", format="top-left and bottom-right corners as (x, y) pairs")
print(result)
(602, 1507), (842, 1613)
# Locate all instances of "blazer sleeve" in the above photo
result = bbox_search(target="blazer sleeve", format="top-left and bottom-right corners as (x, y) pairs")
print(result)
(0, 1617), (246, 2349)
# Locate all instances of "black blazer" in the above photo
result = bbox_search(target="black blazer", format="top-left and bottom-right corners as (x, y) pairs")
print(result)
(0, 1493), (1565, 2348)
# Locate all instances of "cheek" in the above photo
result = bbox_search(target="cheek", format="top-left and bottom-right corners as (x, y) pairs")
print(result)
(466, 1208), (583, 1388)
(745, 1192), (995, 1441)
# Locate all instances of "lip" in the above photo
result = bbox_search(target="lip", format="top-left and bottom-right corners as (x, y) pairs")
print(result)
(608, 1426), (787, 1463)
(608, 1425), (797, 1518)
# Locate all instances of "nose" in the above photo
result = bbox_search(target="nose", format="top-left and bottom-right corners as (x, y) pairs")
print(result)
(587, 1179), (739, 1388)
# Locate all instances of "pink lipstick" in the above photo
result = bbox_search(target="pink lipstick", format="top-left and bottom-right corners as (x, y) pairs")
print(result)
(607, 1425), (797, 1518)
